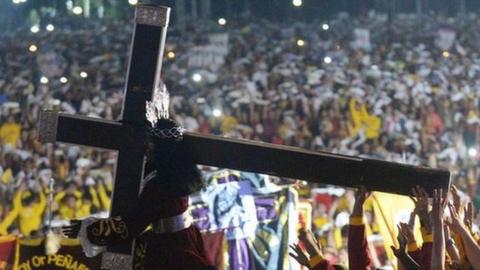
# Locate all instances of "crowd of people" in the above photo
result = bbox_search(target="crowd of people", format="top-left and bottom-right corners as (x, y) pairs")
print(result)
(2, 7), (480, 269)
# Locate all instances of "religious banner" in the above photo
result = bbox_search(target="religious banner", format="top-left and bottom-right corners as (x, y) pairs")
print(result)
(435, 28), (456, 50)
(353, 28), (371, 50)
(191, 170), (298, 270)
(0, 235), (17, 270)
(191, 170), (258, 239)
(16, 238), (100, 270)
(249, 187), (298, 270)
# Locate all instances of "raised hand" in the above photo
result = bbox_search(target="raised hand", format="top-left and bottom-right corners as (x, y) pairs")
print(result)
(355, 186), (371, 205)
(391, 224), (420, 269)
(431, 189), (448, 223)
(298, 229), (322, 258)
(431, 189), (448, 270)
(391, 224), (408, 257)
(447, 203), (465, 235)
(61, 220), (82, 239)
(399, 222), (416, 245)
(446, 203), (480, 270)
(444, 224), (461, 263)
(411, 186), (432, 231)
(411, 185), (429, 216)
(352, 186), (371, 218)
(464, 201), (474, 234)
(450, 185), (462, 214)
(289, 243), (309, 267)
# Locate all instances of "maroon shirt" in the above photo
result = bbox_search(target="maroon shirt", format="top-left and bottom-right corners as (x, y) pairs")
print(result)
(348, 223), (372, 270)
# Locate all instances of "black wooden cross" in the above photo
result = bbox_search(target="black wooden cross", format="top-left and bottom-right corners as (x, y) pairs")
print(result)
(39, 4), (171, 269)
(38, 4), (451, 270)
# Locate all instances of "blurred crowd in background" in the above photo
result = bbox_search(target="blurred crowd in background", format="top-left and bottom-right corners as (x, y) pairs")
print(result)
(1, 8), (480, 267)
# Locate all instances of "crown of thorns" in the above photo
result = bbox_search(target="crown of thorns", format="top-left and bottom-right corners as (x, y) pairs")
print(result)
(147, 126), (186, 140)
(146, 84), (170, 127)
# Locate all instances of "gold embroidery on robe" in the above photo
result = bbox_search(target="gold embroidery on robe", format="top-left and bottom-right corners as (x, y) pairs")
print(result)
(90, 216), (129, 244)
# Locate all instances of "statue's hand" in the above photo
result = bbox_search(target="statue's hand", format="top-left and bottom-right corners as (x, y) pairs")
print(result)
(62, 220), (82, 238)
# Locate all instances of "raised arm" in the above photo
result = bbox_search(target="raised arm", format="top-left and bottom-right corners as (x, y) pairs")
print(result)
(444, 224), (460, 265)
(431, 188), (447, 270)
(348, 186), (372, 270)
(410, 186), (433, 270)
(36, 183), (47, 211)
(0, 189), (23, 235)
(447, 203), (480, 269)
(391, 224), (420, 270)
(0, 207), (19, 235)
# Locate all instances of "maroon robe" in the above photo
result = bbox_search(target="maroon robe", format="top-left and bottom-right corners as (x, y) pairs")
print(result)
(85, 178), (213, 270)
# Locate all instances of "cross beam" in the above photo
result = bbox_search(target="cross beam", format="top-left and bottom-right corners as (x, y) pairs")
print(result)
(184, 133), (451, 195)
(39, 112), (451, 197)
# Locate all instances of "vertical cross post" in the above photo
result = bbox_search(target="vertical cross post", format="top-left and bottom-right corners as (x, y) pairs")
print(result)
(38, 5), (171, 270)
(104, 6), (171, 267)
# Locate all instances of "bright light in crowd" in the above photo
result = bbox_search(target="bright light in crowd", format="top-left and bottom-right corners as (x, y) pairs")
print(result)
(324, 56), (332, 64)
(60, 77), (68, 84)
(292, 0), (302, 7)
(28, 44), (38, 53)
(66, 0), (73, 10)
(46, 24), (55, 32)
(30, 25), (40, 33)
(469, 148), (477, 157)
(80, 71), (88, 78)
(128, 0), (138, 5)
(297, 39), (305, 47)
(442, 51), (450, 58)
(12, 0), (26, 4)
(40, 76), (49, 84)
(218, 18), (227, 26)
(72, 6), (83, 15)
(212, 109), (222, 118)
(322, 23), (330, 31)
(192, 73), (202, 82)
(167, 51), (176, 59)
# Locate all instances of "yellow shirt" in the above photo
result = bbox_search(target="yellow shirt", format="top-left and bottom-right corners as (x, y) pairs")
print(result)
(0, 190), (46, 236)
(76, 204), (92, 219)
(55, 191), (83, 220)
(313, 216), (329, 229)
(58, 205), (79, 220)
(18, 201), (45, 236)
(221, 116), (238, 134)
(0, 122), (21, 147)
(1, 169), (12, 185)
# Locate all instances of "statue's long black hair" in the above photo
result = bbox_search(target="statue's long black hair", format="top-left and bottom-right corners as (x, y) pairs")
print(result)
(146, 118), (205, 197)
